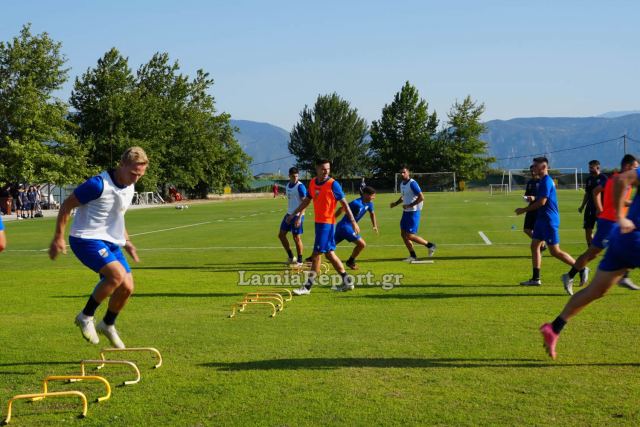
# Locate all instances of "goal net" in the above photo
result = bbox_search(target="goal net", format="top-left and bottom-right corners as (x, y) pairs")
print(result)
(508, 168), (578, 192)
(394, 172), (457, 193)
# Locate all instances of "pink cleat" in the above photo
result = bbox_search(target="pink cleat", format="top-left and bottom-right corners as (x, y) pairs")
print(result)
(539, 323), (558, 360)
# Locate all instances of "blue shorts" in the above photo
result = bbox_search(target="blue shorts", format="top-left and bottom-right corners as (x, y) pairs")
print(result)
(599, 227), (640, 272)
(69, 236), (131, 274)
(400, 211), (421, 234)
(280, 214), (304, 235)
(591, 218), (616, 249)
(314, 223), (336, 253)
(335, 222), (360, 244)
(532, 220), (560, 246)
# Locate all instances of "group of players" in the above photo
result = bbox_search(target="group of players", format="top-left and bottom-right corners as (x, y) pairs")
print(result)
(1, 146), (638, 361)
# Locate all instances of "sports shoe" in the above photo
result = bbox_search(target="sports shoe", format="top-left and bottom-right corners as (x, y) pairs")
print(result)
(332, 281), (355, 292)
(286, 257), (295, 265)
(75, 312), (99, 344)
(96, 321), (125, 349)
(403, 256), (417, 262)
(539, 323), (558, 359)
(293, 286), (311, 296)
(618, 277), (640, 290)
(519, 278), (541, 286)
(428, 243), (437, 257)
(541, 243), (547, 252)
(346, 260), (358, 270)
(561, 274), (574, 296)
(578, 267), (590, 287)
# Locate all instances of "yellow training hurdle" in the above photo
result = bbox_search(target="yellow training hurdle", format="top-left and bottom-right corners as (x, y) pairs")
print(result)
(79, 360), (141, 386)
(98, 347), (163, 369)
(31, 375), (111, 403)
(2, 390), (88, 424)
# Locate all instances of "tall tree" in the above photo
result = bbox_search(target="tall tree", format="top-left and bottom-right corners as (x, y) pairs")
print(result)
(438, 96), (495, 180)
(289, 93), (369, 177)
(369, 82), (439, 176)
(0, 24), (88, 184)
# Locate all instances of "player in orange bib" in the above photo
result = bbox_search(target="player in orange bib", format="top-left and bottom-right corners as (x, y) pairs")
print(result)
(561, 154), (639, 295)
(287, 159), (359, 295)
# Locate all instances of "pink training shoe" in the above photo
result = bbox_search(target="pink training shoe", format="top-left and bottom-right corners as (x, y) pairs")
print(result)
(539, 323), (558, 360)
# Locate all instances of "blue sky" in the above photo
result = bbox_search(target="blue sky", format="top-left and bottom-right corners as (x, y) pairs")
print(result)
(2, 0), (639, 130)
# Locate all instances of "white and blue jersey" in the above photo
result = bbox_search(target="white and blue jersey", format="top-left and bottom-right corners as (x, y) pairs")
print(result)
(0, 215), (4, 231)
(280, 181), (307, 235)
(400, 178), (422, 233)
(69, 170), (135, 274)
(335, 198), (374, 244)
(532, 174), (560, 245)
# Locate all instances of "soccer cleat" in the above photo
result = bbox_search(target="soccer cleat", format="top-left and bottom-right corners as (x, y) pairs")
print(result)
(75, 312), (99, 345)
(618, 277), (640, 290)
(96, 321), (125, 349)
(346, 260), (358, 270)
(540, 243), (547, 252)
(286, 257), (295, 265)
(293, 286), (311, 296)
(519, 278), (541, 286)
(539, 323), (559, 359)
(403, 256), (418, 262)
(428, 243), (437, 257)
(578, 267), (590, 287)
(332, 282), (355, 292)
(561, 274), (574, 296)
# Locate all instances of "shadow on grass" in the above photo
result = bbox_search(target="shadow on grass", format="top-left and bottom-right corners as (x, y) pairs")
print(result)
(132, 266), (284, 273)
(52, 292), (243, 299)
(200, 357), (640, 370)
(360, 293), (564, 300)
(358, 255), (533, 263)
(0, 361), (76, 367)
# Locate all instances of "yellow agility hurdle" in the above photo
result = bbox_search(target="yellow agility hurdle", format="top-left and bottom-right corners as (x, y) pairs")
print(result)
(261, 288), (293, 301)
(2, 390), (88, 424)
(290, 262), (330, 274)
(229, 300), (277, 318)
(79, 360), (141, 386)
(31, 375), (111, 403)
(98, 347), (163, 369)
(242, 293), (285, 310)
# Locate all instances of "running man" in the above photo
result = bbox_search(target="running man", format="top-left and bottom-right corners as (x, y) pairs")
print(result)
(335, 186), (378, 270)
(579, 160), (607, 246)
(540, 166), (640, 359)
(49, 147), (149, 348)
(278, 167), (307, 265)
(561, 154), (639, 295)
(287, 159), (358, 295)
(522, 165), (547, 252)
(390, 167), (436, 262)
(515, 157), (577, 286)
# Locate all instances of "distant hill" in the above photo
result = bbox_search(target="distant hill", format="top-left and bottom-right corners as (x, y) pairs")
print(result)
(231, 120), (293, 175)
(483, 114), (640, 170)
(597, 111), (640, 119)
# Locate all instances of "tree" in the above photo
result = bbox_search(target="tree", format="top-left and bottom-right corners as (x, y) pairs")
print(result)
(289, 93), (369, 177)
(438, 96), (495, 180)
(0, 24), (89, 184)
(369, 82), (439, 176)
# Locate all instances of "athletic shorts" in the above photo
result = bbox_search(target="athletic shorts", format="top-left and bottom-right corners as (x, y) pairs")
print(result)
(335, 222), (360, 244)
(599, 227), (640, 271)
(583, 208), (597, 230)
(313, 223), (336, 254)
(532, 220), (560, 246)
(401, 211), (421, 234)
(280, 214), (304, 235)
(69, 236), (131, 274)
(591, 218), (616, 249)
(523, 211), (537, 230)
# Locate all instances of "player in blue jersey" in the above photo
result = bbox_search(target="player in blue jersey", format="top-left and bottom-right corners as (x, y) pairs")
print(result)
(390, 167), (436, 262)
(579, 160), (607, 246)
(0, 215), (5, 253)
(278, 167), (307, 265)
(515, 157), (577, 287)
(540, 166), (640, 359)
(49, 147), (149, 348)
(334, 186), (378, 270)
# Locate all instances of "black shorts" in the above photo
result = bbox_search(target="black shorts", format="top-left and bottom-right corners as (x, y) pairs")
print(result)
(524, 211), (537, 230)
(583, 208), (597, 230)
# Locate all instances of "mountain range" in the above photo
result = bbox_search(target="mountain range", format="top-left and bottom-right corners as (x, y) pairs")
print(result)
(232, 112), (640, 175)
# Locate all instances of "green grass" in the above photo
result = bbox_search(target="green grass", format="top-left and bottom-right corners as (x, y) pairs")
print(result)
(2, 191), (640, 426)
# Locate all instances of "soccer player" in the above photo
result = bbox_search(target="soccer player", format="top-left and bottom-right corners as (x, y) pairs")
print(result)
(561, 154), (639, 295)
(579, 160), (607, 246)
(0, 214), (5, 253)
(540, 166), (640, 359)
(515, 157), (577, 286)
(390, 167), (436, 262)
(278, 167), (307, 265)
(522, 165), (547, 252)
(48, 147), (149, 348)
(286, 159), (358, 295)
(334, 186), (378, 270)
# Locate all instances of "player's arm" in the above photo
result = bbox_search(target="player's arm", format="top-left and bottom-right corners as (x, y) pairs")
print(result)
(515, 197), (547, 215)
(614, 170), (639, 233)
(334, 206), (344, 219)
(49, 194), (82, 260)
(339, 199), (360, 234)
(370, 211), (378, 233)
(0, 230), (5, 253)
(403, 192), (424, 210)
(390, 196), (403, 208)
(592, 184), (605, 215)
(123, 229), (140, 263)
(578, 189), (589, 213)
(287, 197), (311, 223)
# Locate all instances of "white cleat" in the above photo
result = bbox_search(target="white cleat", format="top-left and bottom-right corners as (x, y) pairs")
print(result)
(561, 274), (574, 296)
(519, 278), (542, 286)
(618, 277), (640, 290)
(96, 321), (125, 349)
(75, 312), (99, 344)
(293, 286), (311, 296)
(579, 267), (590, 286)
(428, 243), (437, 257)
(402, 257), (417, 263)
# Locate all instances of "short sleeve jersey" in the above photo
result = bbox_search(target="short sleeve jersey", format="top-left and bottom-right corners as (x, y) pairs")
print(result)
(536, 174), (560, 227)
(525, 178), (539, 205)
(585, 173), (608, 210)
(400, 179), (423, 212)
(308, 177), (345, 224)
(338, 198), (374, 226)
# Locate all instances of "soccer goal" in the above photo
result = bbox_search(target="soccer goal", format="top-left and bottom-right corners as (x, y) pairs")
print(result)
(489, 184), (509, 195)
(508, 168), (578, 192)
(394, 172), (457, 193)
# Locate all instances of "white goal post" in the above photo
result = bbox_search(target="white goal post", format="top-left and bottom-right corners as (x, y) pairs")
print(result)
(394, 172), (457, 193)
(508, 168), (578, 192)
(489, 184), (509, 195)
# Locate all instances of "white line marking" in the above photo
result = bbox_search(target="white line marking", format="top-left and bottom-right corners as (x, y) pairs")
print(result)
(478, 231), (492, 245)
(129, 222), (211, 237)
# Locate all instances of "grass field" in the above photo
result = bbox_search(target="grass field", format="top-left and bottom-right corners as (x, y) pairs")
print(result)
(2, 190), (640, 426)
